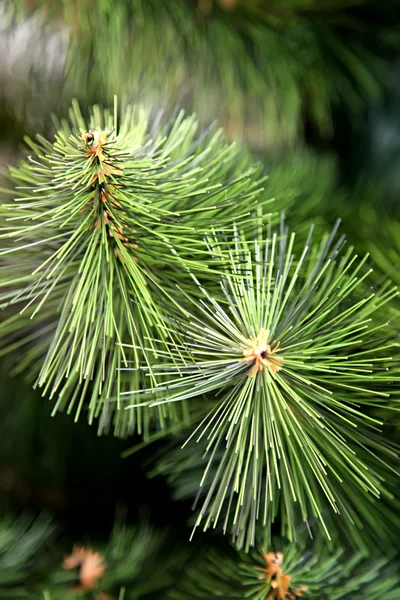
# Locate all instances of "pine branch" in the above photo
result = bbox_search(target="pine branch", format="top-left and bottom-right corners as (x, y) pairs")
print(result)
(47, 520), (177, 599)
(0, 511), (179, 599)
(0, 99), (267, 436)
(123, 221), (400, 549)
(170, 535), (400, 599)
(149, 428), (400, 555)
(359, 210), (400, 295)
(314, 179), (400, 316)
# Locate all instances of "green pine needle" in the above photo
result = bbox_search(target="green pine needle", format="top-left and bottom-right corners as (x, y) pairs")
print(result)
(148, 425), (400, 554)
(0, 513), (56, 588)
(124, 221), (400, 549)
(170, 535), (400, 599)
(0, 99), (268, 436)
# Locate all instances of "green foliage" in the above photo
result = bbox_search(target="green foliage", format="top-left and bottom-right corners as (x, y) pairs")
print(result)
(259, 150), (340, 233)
(0, 513), (55, 597)
(0, 100), (267, 437)
(316, 178), (400, 313)
(1, 0), (400, 597)
(362, 212), (400, 293)
(148, 428), (400, 555)
(0, 512), (178, 599)
(13, 0), (394, 149)
(170, 535), (400, 599)
(322, 184), (400, 374)
(46, 521), (177, 600)
(124, 221), (400, 550)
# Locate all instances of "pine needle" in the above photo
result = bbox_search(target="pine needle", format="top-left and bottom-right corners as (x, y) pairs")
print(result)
(0, 99), (269, 436)
(124, 221), (400, 548)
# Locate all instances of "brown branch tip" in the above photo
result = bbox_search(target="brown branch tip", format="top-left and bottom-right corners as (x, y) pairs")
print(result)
(63, 544), (106, 590)
(82, 129), (108, 161)
(255, 552), (308, 600)
(241, 328), (282, 377)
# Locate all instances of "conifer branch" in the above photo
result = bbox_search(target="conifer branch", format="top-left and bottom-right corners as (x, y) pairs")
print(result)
(0, 100), (267, 435)
(54, 520), (176, 598)
(0, 512), (177, 598)
(170, 535), (400, 599)
(124, 222), (400, 548)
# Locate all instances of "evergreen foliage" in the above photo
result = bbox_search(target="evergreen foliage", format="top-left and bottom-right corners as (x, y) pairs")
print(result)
(0, 100), (267, 437)
(124, 221), (400, 549)
(0, 513), (55, 597)
(0, 0), (400, 598)
(148, 430), (400, 554)
(46, 521), (176, 600)
(170, 535), (400, 599)
(11, 0), (397, 149)
(0, 512), (177, 599)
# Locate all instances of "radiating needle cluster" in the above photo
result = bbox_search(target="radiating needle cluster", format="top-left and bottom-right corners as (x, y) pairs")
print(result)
(170, 534), (400, 599)
(125, 222), (400, 548)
